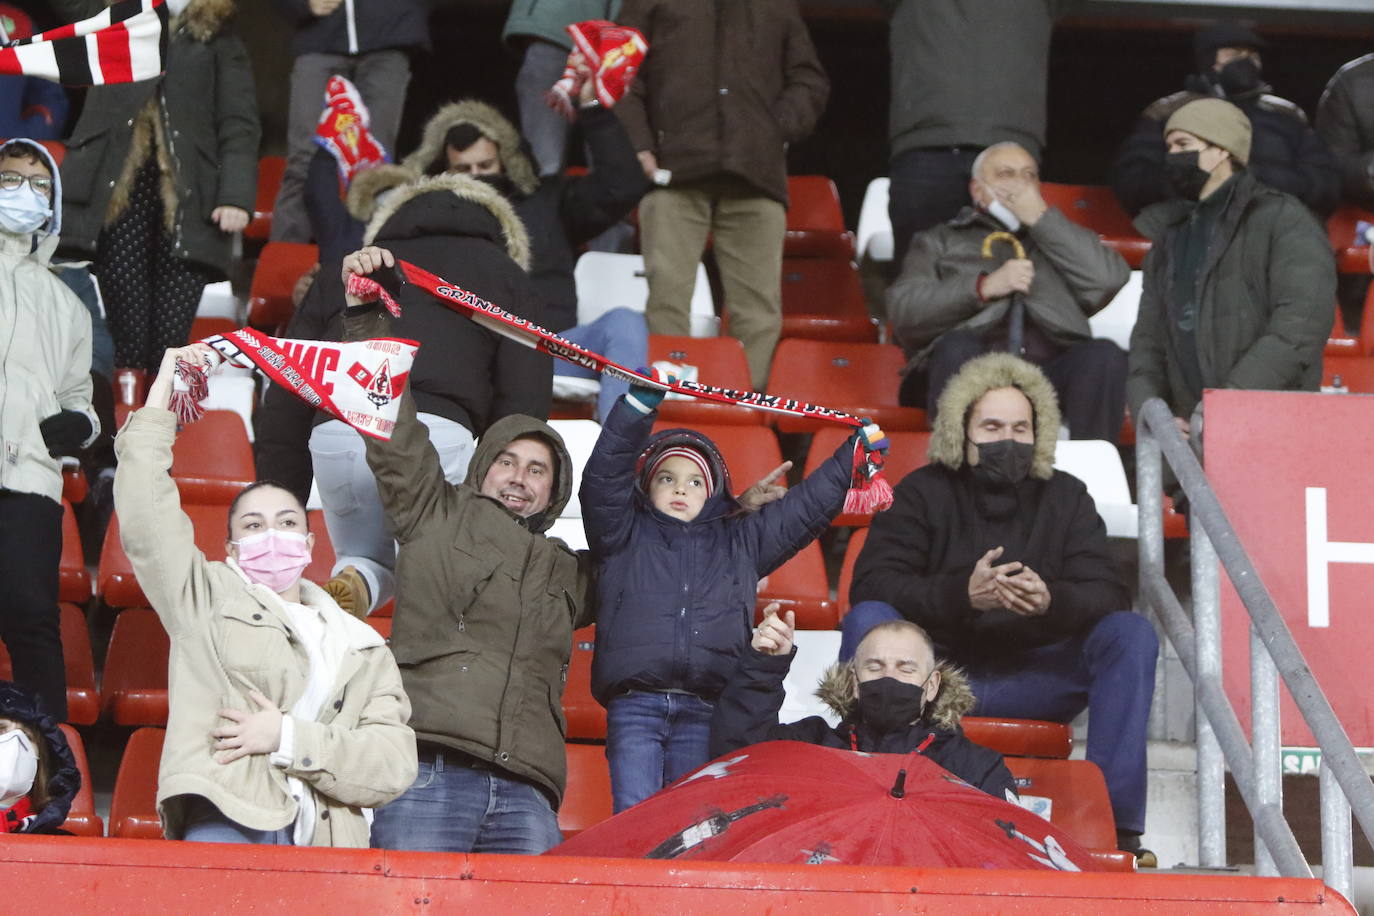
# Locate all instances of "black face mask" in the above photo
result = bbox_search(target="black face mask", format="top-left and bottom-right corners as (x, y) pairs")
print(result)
(857, 676), (930, 734)
(1164, 150), (1212, 201)
(473, 172), (517, 199)
(969, 438), (1035, 486)
(1215, 56), (1263, 96)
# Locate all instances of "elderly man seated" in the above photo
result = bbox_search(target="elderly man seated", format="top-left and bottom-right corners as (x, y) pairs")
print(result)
(887, 141), (1129, 442)
(709, 605), (1015, 800)
(847, 353), (1159, 866)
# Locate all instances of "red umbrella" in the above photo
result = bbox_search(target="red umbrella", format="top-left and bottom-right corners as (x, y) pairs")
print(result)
(549, 741), (1098, 871)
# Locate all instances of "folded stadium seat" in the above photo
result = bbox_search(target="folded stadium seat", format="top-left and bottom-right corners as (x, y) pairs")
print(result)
(1087, 270), (1141, 352)
(835, 527), (867, 620)
(559, 742), (613, 839)
(1162, 494), (1188, 540)
(1326, 202), (1374, 274)
(1322, 353), (1374, 393)
(855, 177), (893, 263)
(101, 608), (169, 727)
(244, 155), (287, 242)
(962, 718), (1072, 759)
(803, 428), (931, 526)
(562, 626), (605, 741)
(784, 176), (854, 260)
(110, 727), (165, 839)
(1037, 182), (1151, 269)
(61, 459), (87, 505)
(59, 499), (92, 603)
(0, 604), (99, 725)
(198, 374), (258, 442)
(765, 339), (926, 433)
(1053, 440), (1138, 539)
(574, 252), (718, 338)
(302, 509), (337, 584)
(1326, 303), (1360, 356)
(755, 542), (836, 630)
(547, 420), (604, 520)
(1006, 757), (1135, 872)
(779, 258), (880, 343)
(650, 334), (763, 426)
(650, 420), (785, 496)
(247, 241), (318, 333)
(57, 723), (103, 837)
(170, 410), (256, 504)
(189, 316), (237, 343)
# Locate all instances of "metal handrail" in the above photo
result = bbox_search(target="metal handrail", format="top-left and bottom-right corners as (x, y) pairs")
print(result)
(1135, 398), (1374, 898)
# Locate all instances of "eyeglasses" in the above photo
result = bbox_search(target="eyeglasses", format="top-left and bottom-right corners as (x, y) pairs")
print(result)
(0, 171), (54, 196)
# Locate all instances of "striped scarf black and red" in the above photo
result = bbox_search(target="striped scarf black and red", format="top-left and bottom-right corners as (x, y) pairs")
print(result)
(0, 0), (167, 87)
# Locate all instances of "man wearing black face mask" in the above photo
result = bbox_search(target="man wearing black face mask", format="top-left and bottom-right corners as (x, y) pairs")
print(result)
(1110, 20), (1339, 219)
(1128, 98), (1335, 438)
(849, 353), (1159, 865)
(710, 610), (1016, 801)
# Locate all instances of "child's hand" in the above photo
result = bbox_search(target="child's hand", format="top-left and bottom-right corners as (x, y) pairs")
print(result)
(625, 366), (675, 413)
(738, 461), (792, 512)
(752, 604), (795, 656)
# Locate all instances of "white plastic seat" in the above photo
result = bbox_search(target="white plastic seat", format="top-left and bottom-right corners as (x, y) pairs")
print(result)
(856, 177), (893, 262)
(1088, 270), (1141, 352)
(573, 252), (718, 337)
(545, 516), (588, 551)
(548, 419), (603, 520)
(195, 280), (240, 321)
(1053, 440), (1138, 538)
(199, 375), (256, 441)
(778, 630), (842, 727)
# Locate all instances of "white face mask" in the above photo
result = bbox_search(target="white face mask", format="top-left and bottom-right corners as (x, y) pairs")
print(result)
(0, 729), (38, 809)
(166, 0), (192, 15)
(0, 184), (51, 236)
(985, 196), (1021, 233)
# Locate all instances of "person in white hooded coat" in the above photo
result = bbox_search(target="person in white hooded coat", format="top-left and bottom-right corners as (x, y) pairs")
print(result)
(0, 138), (98, 722)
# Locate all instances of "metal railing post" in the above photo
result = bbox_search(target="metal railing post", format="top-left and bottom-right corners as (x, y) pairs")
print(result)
(1321, 762), (1354, 904)
(1251, 627), (1281, 876)
(1191, 525), (1226, 867)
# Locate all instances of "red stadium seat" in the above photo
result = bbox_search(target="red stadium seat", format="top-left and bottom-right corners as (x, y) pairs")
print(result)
(171, 410), (256, 504)
(766, 339), (926, 433)
(803, 428), (931, 526)
(650, 421), (786, 498)
(650, 335), (764, 426)
(248, 241), (318, 332)
(784, 176), (855, 259)
(244, 155), (287, 242)
(756, 541), (836, 630)
(365, 616), (392, 639)
(559, 743), (613, 839)
(1326, 304), (1360, 357)
(190, 316), (238, 343)
(101, 608), (169, 726)
(1006, 757), (1135, 871)
(1038, 183), (1151, 269)
(57, 723), (103, 837)
(779, 258), (879, 343)
(59, 499), (91, 603)
(563, 626), (605, 740)
(963, 718), (1072, 759)
(1322, 354), (1374, 393)
(0, 604), (99, 725)
(1326, 203), (1374, 274)
(836, 527), (867, 619)
(61, 463), (87, 505)
(110, 727), (166, 839)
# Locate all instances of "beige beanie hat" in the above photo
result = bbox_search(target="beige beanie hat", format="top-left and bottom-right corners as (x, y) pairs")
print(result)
(1165, 98), (1252, 166)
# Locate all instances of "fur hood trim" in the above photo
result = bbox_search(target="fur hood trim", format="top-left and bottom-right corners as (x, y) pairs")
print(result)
(815, 661), (977, 730)
(361, 171), (532, 271)
(346, 163), (422, 223)
(927, 353), (1060, 479)
(174, 0), (235, 43)
(402, 100), (539, 196)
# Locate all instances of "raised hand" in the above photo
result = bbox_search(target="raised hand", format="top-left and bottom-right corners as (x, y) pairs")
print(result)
(752, 603), (796, 656)
(738, 461), (793, 512)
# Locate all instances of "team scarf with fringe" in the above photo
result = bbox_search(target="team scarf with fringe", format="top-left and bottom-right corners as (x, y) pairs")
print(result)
(0, 0), (167, 86)
(346, 260), (894, 514)
(169, 327), (419, 441)
(545, 19), (647, 119)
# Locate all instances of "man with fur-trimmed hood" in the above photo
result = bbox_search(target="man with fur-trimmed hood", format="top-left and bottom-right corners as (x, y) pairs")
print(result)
(847, 353), (1160, 866)
(710, 612), (1016, 801)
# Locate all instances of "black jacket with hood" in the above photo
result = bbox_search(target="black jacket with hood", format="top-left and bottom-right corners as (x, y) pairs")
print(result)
(271, 0), (429, 57)
(580, 396), (854, 705)
(0, 681), (80, 835)
(709, 648), (1016, 800)
(253, 174), (553, 504)
(1316, 53), (1374, 211)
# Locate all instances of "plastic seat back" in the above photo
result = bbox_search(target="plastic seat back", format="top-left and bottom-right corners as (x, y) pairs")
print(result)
(57, 723), (103, 836)
(171, 410), (256, 504)
(559, 743), (613, 839)
(1038, 183), (1150, 268)
(756, 542), (836, 631)
(110, 727), (166, 839)
(779, 258), (878, 343)
(766, 339), (926, 433)
(574, 252), (717, 336)
(0, 604), (99, 725)
(562, 626), (605, 741)
(650, 334), (764, 426)
(784, 176), (854, 259)
(247, 241), (318, 332)
(804, 428), (931, 526)
(244, 155), (286, 241)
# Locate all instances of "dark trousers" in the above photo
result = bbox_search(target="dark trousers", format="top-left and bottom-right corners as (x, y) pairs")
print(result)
(304, 147), (364, 267)
(0, 491), (66, 720)
(889, 147), (981, 265)
(902, 329), (1127, 443)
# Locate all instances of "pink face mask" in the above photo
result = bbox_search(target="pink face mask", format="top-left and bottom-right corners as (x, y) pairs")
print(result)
(230, 529), (312, 593)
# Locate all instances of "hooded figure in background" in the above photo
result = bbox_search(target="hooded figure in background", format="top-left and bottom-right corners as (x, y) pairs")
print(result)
(1110, 19), (1338, 218)
(847, 353), (1160, 866)
(0, 680), (81, 835)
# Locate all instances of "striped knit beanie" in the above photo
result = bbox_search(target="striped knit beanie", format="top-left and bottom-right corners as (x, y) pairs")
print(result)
(644, 446), (716, 499)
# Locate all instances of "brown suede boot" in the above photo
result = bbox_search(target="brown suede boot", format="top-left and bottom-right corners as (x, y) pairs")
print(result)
(323, 565), (371, 619)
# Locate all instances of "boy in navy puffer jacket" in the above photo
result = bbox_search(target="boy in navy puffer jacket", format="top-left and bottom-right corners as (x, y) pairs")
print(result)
(581, 380), (874, 811)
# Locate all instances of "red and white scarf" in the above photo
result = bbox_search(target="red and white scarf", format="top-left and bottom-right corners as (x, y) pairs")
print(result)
(545, 20), (647, 119)
(171, 327), (419, 441)
(313, 75), (389, 186)
(347, 261), (894, 513)
(0, 0), (166, 86)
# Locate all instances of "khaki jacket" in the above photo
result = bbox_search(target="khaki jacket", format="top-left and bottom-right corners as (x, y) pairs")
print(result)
(113, 408), (416, 845)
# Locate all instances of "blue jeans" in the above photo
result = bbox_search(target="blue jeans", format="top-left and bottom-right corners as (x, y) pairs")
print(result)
(369, 752), (562, 854)
(606, 690), (715, 813)
(179, 796), (293, 845)
(843, 602), (1158, 835)
(555, 308), (649, 423)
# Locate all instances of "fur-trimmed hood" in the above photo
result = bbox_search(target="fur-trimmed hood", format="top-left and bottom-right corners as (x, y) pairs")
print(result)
(361, 172), (531, 271)
(814, 661), (977, 731)
(346, 163), (420, 224)
(927, 352), (1060, 480)
(171, 0), (236, 43)
(401, 100), (539, 196)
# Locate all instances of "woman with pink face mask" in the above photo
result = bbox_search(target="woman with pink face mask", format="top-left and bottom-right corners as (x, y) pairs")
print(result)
(111, 344), (417, 846)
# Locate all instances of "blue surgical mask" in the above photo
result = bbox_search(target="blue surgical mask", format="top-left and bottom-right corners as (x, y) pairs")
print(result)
(0, 184), (51, 236)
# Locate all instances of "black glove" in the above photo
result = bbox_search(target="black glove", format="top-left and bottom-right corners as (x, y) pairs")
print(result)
(39, 409), (92, 457)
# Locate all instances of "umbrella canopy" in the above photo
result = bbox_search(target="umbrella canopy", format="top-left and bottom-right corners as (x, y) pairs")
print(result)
(549, 741), (1098, 871)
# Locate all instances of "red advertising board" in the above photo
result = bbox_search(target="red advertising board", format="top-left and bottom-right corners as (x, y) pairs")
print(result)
(1207, 389), (1374, 747)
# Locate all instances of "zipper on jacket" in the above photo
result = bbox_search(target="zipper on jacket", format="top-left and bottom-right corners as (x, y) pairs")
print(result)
(345, 0), (358, 55)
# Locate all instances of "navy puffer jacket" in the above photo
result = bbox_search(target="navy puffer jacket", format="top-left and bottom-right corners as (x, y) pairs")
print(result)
(581, 398), (854, 705)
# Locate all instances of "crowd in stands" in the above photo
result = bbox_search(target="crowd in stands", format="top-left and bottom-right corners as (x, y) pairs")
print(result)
(2, 0), (1373, 875)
